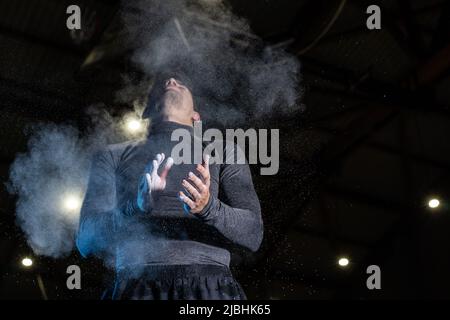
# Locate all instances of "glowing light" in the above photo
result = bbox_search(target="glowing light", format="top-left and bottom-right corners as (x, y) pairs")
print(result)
(428, 198), (440, 209)
(22, 257), (33, 267)
(63, 194), (82, 212)
(338, 257), (349, 267)
(122, 115), (149, 137)
(126, 118), (142, 133)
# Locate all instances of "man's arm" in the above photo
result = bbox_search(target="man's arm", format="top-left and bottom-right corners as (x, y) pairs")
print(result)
(76, 149), (119, 257)
(77, 149), (147, 257)
(180, 148), (264, 252)
(198, 161), (263, 252)
(77, 150), (172, 257)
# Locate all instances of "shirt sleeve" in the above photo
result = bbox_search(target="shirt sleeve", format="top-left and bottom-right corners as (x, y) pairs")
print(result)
(197, 146), (264, 252)
(76, 149), (144, 258)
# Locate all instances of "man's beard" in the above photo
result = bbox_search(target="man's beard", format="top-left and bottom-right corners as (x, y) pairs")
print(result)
(163, 90), (183, 109)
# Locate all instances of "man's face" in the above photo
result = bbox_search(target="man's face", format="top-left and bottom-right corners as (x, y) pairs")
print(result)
(161, 78), (195, 118)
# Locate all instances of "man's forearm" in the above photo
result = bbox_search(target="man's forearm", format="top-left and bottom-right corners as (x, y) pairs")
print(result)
(77, 196), (144, 257)
(198, 195), (263, 252)
(77, 209), (116, 257)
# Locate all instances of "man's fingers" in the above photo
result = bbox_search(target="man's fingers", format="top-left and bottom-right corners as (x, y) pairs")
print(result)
(152, 153), (164, 172)
(182, 179), (201, 200)
(197, 154), (211, 184)
(179, 191), (196, 210)
(202, 154), (210, 175)
(151, 159), (158, 176)
(196, 164), (210, 184)
(160, 157), (174, 180)
(145, 173), (152, 191)
(203, 154), (210, 168)
(188, 172), (207, 193)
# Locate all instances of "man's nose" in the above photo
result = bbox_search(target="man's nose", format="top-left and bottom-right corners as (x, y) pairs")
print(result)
(166, 78), (178, 87)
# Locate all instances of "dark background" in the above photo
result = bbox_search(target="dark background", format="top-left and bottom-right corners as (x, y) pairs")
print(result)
(1, 0), (450, 299)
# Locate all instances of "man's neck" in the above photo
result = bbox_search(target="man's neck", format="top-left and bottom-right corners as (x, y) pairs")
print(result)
(162, 115), (193, 127)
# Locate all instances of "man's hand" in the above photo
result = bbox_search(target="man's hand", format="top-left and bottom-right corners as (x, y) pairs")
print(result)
(146, 153), (174, 191)
(179, 154), (211, 214)
(137, 153), (173, 211)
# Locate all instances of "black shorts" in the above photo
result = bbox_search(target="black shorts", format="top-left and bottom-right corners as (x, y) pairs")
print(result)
(104, 264), (247, 300)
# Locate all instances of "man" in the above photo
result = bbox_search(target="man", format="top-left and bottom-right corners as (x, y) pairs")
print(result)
(77, 71), (263, 300)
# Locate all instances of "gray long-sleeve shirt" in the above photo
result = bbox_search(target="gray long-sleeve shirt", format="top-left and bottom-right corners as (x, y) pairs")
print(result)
(76, 121), (263, 270)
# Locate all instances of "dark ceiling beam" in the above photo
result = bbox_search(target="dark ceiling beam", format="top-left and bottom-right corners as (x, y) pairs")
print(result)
(368, 141), (450, 172)
(0, 23), (84, 58)
(285, 0), (342, 50)
(317, 2), (450, 90)
(397, 0), (428, 58)
(411, 1), (448, 14)
(319, 25), (367, 43)
(271, 170), (408, 219)
(431, 1), (450, 52)
(0, 75), (84, 111)
(413, 42), (450, 87)
(302, 62), (450, 118)
(344, 2), (450, 89)
(0, 1), (120, 65)
(308, 81), (450, 119)
(317, 1), (446, 57)
(313, 126), (450, 171)
(349, 0), (422, 61)
(263, 0), (348, 57)
(324, 184), (407, 214)
(305, 102), (370, 124)
(318, 105), (398, 169)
